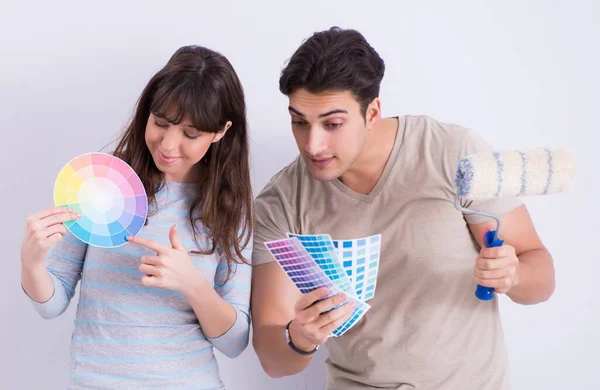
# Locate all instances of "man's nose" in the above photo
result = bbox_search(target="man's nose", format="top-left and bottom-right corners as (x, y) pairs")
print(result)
(304, 127), (327, 157)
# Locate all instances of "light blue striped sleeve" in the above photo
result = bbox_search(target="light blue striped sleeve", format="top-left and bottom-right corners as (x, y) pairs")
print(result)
(207, 235), (252, 358)
(24, 231), (88, 319)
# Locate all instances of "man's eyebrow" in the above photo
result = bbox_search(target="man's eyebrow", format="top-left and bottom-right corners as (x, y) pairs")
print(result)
(288, 106), (349, 118)
(288, 106), (305, 117)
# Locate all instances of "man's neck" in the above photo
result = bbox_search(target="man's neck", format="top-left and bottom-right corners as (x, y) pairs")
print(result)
(339, 117), (399, 195)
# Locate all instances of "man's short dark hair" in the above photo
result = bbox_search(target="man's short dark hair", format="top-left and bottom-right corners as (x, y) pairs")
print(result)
(279, 26), (385, 117)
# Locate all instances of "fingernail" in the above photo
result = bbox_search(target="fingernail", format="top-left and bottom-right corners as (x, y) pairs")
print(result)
(126, 236), (132, 241)
(321, 287), (328, 295)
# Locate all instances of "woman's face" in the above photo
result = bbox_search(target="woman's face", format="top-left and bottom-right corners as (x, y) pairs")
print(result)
(144, 112), (230, 183)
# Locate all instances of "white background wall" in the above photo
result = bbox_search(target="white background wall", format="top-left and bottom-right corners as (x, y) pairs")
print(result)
(1, 1), (597, 389)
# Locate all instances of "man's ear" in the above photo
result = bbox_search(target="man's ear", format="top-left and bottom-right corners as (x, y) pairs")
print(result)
(212, 121), (232, 143)
(365, 98), (381, 130)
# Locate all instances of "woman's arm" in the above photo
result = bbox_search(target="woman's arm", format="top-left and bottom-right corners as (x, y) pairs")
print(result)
(188, 255), (252, 358)
(22, 232), (87, 319)
(128, 225), (251, 357)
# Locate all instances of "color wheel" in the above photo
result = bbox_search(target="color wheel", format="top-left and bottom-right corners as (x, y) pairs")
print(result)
(53, 152), (148, 248)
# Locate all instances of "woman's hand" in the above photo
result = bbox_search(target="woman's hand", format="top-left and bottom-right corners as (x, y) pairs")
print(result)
(21, 206), (80, 269)
(127, 224), (205, 293)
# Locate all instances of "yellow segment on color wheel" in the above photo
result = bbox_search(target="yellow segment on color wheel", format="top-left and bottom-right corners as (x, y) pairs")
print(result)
(67, 171), (84, 192)
(53, 186), (67, 206)
(65, 188), (79, 205)
(54, 165), (74, 205)
(54, 164), (82, 206)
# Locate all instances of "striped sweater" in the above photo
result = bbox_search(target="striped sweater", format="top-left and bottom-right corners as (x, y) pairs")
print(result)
(25, 181), (252, 389)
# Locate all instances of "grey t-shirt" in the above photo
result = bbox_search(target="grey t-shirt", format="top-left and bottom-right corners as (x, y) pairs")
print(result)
(252, 115), (523, 389)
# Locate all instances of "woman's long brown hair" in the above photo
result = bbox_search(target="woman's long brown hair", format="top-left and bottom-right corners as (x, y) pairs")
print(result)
(112, 45), (253, 278)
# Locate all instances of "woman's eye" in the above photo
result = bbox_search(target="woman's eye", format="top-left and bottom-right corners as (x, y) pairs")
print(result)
(154, 119), (168, 128)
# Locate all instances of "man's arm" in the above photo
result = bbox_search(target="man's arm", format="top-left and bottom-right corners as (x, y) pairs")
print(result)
(251, 262), (315, 378)
(250, 178), (354, 377)
(468, 204), (555, 305)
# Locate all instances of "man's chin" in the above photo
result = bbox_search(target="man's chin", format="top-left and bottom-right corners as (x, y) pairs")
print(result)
(307, 167), (340, 182)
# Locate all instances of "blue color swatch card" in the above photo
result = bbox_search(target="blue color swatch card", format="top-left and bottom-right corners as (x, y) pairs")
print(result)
(331, 234), (381, 302)
(288, 233), (381, 302)
(264, 236), (371, 337)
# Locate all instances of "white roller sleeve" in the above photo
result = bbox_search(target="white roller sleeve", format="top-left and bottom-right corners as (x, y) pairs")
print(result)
(455, 148), (575, 199)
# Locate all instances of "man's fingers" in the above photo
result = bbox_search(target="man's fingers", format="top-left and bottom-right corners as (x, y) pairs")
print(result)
(476, 276), (513, 291)
(480, 246), (508, 259)
(476, 255), (514, 270)
(304, 293), (347, 319)
(315, 301), (357, 328)
(474, 268), (508, 280)
(319, 310), (354, 336)
(295, 287), (329, 311)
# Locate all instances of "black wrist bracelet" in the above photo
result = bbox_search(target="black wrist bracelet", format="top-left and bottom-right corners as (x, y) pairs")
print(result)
(285, 320), (319, 356)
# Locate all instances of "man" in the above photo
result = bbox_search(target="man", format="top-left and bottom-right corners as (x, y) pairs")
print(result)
(250, 26), (555, 389)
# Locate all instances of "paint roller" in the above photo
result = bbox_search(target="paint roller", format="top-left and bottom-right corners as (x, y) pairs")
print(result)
(454, 148), (575, 300)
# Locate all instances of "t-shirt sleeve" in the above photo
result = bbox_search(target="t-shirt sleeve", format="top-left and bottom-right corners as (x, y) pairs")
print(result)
(458, 129), (524, 224)
(251, 186), (290, 266)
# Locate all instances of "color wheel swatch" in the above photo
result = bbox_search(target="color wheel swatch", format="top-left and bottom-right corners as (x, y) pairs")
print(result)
(53, 152), (148, 248)
(264, 234), (373, 337)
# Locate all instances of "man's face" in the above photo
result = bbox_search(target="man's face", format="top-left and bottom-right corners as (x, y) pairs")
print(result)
(287, 89), (374, 182)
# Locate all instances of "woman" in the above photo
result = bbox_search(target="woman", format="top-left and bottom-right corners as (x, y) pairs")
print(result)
(20, 45), (253, 389)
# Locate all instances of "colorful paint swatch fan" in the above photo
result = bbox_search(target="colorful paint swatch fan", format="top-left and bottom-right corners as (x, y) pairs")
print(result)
(53, 152), (148, 248)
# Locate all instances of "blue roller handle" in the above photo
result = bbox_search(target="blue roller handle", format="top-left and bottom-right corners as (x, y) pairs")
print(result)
(475, 230), (504, 301)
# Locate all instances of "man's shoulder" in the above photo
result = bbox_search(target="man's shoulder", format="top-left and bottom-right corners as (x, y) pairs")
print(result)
(394, 115), (486, 187)
(255, 155), (306, 203)
(252, 155), (309, 255)
(402, 114), (471, 148)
